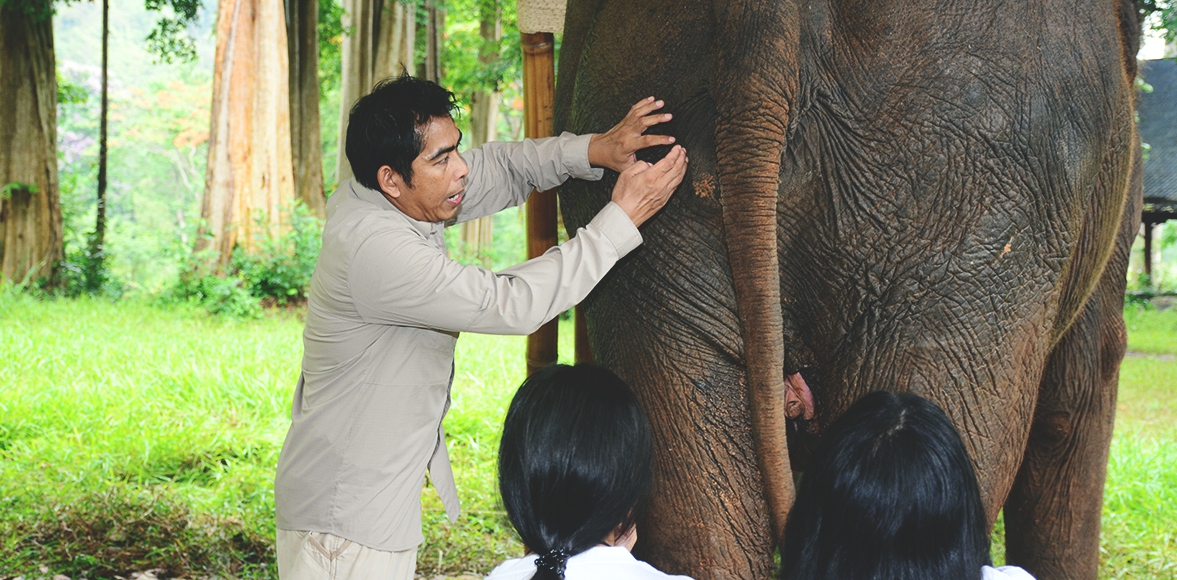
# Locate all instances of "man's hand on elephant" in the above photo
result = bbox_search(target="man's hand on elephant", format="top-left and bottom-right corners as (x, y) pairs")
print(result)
(611, 144), (688, 227)
(588, 97), (677, 173)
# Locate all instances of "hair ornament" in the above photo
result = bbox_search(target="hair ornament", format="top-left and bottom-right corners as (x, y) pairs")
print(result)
(535, 548), (569, 574)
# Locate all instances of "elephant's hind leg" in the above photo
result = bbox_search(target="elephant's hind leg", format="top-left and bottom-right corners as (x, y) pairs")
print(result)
(1003, 282), (1123, 579)
(1003, 157), (1140, 580)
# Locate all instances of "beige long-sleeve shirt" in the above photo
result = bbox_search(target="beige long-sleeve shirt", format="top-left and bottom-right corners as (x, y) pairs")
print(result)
(274, 132), (643, 552)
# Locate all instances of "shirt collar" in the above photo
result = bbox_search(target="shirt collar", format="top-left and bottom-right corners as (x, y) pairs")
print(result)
(345, 178), (443, 237)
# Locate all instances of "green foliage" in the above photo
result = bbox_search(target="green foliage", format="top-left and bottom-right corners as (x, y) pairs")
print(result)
(318, 0), (345, 187)
(1143, 0), (1177, 45)
(53, 9), (213, 294)
(56, 68), (89, 105)
(231, 204), (324, 305)
(0, 0), (54, 22)
(442, 0), (520, 97)
(439, 0), (530, 142)
(143, 0), (204, 64)
(48, 237), (122, 298)
(0, 181), (40, 200)
(171, 251), (262, 318)
(318, 0), (346, 96)
(168, 204), (323, 317)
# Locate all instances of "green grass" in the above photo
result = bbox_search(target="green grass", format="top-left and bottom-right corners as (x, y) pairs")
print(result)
(1123, 305), (1177, 355)
(1, 291), (1174, 578)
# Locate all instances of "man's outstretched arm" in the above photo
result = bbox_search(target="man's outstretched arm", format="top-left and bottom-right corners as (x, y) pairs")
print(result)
(453, 97), (677, 224)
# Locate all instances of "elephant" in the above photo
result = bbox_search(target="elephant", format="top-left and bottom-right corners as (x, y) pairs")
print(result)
(553, 1), (1144, 579)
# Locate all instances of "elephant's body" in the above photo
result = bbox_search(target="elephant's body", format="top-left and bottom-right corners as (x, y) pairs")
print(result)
(555, 1), (1142, 579)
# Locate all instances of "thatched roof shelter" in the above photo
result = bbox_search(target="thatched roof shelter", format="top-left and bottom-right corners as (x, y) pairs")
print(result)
(1138, 58), (1177, 278)
(1140, 59), (1177, 224)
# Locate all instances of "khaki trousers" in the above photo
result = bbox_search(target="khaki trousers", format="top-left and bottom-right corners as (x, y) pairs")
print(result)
(277, 529), (416, 580)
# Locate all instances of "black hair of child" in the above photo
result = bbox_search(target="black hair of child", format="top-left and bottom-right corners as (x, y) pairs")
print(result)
(499, 363), (654, 580)
(345, 72), (459, 192)
(781, 390), (991, 580)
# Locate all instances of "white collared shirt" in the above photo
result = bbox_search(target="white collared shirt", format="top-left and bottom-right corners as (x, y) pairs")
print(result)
(485, 546), (696, 580)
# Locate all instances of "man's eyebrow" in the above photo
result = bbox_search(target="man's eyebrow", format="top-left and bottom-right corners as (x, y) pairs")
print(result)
(425, 131), (463, 161)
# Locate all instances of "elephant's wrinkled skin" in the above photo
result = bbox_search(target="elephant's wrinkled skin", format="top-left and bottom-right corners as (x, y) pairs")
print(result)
(554, 1), (1143, 579)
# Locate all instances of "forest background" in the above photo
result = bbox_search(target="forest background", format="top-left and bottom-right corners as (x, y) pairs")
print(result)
(1, 0), (1177, 579)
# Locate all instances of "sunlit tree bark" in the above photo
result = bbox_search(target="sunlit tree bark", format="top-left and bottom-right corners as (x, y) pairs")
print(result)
(0, 0), (62, 284)
(335, 0), (415, 184)
(286, 0), (326, 217)
(200, 0), (297, 264)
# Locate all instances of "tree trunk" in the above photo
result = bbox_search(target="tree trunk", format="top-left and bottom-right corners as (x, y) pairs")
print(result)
(334, 0), (415, 185)
(200, 0), (297, 264)
(460, 1), (501, 263)
(422, 0), (443, 82)
(89, 0), (109, 289)
(0, 1), (62, 284)
(286, 0), (326, 217)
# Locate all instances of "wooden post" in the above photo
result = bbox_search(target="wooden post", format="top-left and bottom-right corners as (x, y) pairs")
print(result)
(1143, 221), (1154, 285)
(524, 31), (558, 375)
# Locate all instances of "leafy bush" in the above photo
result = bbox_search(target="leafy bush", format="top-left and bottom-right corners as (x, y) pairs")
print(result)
(170, 250), (262, 318)
(168, 203), (322, 316)
(232, 203), (322, 305)
(47, 237), (125, 299)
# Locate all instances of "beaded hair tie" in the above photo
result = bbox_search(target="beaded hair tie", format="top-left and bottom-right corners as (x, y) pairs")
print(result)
(535, 548), (569, 574)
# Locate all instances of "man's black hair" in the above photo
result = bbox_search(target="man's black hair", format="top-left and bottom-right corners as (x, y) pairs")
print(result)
(498, 364), (654, 580)
(345, 73), (459, 191)
(780, 391), (991, 580)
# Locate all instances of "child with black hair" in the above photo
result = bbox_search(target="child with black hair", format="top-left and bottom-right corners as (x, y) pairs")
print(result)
(780, 390), (1036, 580)
(486, 364), (693, 580)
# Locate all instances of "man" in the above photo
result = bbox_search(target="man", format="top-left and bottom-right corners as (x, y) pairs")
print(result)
(274, 74), (687, 579)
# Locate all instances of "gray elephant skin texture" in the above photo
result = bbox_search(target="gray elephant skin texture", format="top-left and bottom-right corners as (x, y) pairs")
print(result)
(554, 1), (1144, 579)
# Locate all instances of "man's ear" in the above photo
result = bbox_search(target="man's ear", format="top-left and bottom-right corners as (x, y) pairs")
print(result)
(377, 165), (403, 199)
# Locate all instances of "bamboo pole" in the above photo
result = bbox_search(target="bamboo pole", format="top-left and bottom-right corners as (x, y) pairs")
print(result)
(523, 31), (558, 375)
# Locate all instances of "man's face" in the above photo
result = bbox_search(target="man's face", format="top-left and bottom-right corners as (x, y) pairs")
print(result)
(380, 116), (468, 223)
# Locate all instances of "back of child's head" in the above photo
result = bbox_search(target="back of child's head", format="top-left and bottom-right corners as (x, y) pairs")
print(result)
(499, 363), (654, 580)
(781, 390), (990, 580)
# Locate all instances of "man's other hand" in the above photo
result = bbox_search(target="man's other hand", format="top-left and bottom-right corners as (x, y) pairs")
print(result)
(612, 144), (687, 227)
(588, 97), (676, 173)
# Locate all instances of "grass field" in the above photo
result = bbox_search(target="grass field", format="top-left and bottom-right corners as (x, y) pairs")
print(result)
(1, 294), (1174, 578)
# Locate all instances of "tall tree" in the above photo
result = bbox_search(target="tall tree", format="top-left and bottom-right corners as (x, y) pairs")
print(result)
(200, 0), (297, 264)
(334, 0), (415, 184)
(0, 0), (63, 285)
(286, 0), (326, 217)
(86, 0), (110, 291)
(422, 0), (443, 82)
(459, 0), (500, 261)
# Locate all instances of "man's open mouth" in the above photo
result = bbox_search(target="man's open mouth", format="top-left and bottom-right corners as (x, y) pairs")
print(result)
(446, 192), (463, 206)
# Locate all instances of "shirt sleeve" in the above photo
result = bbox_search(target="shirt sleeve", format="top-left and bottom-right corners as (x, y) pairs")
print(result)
(350, 202), (640, 334)
(453, 132), (605, 224)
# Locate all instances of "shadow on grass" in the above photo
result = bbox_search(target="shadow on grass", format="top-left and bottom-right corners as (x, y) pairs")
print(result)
(4, 484), (273, 579)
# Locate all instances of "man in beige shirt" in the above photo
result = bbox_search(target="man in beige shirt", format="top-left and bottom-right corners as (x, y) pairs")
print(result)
(274, 75), (687, 579)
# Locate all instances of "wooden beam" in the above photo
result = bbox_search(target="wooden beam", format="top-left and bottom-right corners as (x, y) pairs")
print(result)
(523, 32), (558, 375)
